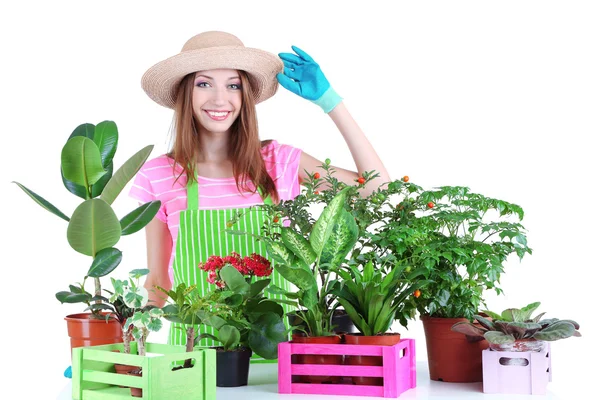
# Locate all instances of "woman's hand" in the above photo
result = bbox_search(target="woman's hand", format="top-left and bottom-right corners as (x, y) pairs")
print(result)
(277, 46), (343, 113)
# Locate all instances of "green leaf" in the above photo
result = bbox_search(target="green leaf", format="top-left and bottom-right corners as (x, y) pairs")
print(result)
(87, 247), (122, 277)
(320, 210), (359, 268)
(265, 240), (296, 266)
(69, 123), (95, 140)
(220, 264), (250, 295)
(265, 285), (299, 299)
(533, 321), (576, 341)
(12, 182), (70, 222)
(147, 318), (163, 332)
(281, 228), (316, 266)
(120, 201), (161, 235)
(274, 264), (316, 291)
(56, 291), (91, 304)
(67, 199), (122, 256)
(484, 331), (515, 344)
(219, 325), (241, 350)
(205, 315), (227, 330)
(93, 120), (118, 168)
(100, 144), (154, 205)
(310, 187), (350, 256)
(247, 300), (284, 318)
(248, 313), (287, 359)
(61, 136), (107, 187)
(300, 287), (318, 310)
(249, 279), (271, 298)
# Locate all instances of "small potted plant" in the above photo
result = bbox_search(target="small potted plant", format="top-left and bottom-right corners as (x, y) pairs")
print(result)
(71, 269), (215, 400)
(330, 258), (426, 385)
(196, 255), (287, 387)
(378, 183), (533, 382)
(452, 302), (580, 395)
(13, 120), (160, 353)
(106, 269), (154, 379)
(451, 301), (581, 352)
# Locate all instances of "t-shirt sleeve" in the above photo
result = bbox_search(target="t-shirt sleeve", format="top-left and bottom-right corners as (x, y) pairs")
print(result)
(263, 140), (302, 201)
(128, 162), (168, 223)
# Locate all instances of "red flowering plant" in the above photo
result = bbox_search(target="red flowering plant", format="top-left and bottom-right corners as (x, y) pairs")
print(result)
(195, 252), (286, 359)
(200, 252), (273, 289)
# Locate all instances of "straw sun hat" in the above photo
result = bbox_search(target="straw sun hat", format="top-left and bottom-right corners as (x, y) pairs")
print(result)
(141, 31), (283, 109)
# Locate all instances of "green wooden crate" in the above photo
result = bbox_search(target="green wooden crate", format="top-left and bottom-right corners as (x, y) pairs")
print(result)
(72, 342), (216, 400)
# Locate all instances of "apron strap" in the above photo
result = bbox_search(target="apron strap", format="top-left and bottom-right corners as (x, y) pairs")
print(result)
(186, 178), (273, 210)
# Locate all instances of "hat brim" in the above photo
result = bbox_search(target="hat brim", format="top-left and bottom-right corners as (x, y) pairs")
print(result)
(141, 46), (283, 109)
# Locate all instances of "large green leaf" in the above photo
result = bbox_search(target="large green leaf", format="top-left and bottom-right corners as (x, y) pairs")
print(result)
(67, 199), (121, 256)
(274, 264), (316, 291)
(120, 200), (161, 235)
(310, 187), (350, 256)
(56, 291), (92, 304)
(533, 321), (576, 341)
(93, 120), (118, 168)
(12, 182), (69, 222)
(247, 300), (284, 319)
(220, 264), (250, 295)
(484, 331), (515, 344)
(320, 210), (358, 268)
(61, 136), (107, 187)
(100, 144), (154, 205)
(87, 247), (122, 277)
(69, 123), (95, 140)
(265, 240), (296, 266)
(249, 279), (271, 298)
(62, 162), (114, 200)
(281, 228), (316, 266)
(219, 325), (241, 350)
(248, 313), (287, 359)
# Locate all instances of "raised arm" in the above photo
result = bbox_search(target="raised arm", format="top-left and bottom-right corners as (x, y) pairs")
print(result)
(278, 46), (390, 194)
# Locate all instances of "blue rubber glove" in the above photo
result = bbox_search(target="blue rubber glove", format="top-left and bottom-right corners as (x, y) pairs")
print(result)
(277, 46), (343, 113)
(64, 365), (72, 379)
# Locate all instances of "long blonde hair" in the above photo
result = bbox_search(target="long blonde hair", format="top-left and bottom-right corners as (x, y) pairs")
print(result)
(168, 71), (278, 203)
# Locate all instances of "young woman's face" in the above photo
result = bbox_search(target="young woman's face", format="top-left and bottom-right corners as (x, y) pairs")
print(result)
(192, 69), (242, 134)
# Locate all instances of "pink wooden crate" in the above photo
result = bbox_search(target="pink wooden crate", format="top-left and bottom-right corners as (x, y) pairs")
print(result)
(278, 338), (416, 398)
(482, 342), (552, 395)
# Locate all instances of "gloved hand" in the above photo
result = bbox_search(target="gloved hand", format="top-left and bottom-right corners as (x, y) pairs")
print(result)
(64, 365), (72, 378)
(277, 46), (343, 113)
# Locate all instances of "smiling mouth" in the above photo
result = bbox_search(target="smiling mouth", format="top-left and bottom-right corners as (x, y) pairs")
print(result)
(205, 110), (231, 121)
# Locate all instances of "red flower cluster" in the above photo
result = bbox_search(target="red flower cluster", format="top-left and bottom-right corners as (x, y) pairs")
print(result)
(199, 251), (273, 288)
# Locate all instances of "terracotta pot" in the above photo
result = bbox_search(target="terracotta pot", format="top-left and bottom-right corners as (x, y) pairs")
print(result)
(421, 315), (490, 382)
(291, 335), (343, 383)
(113, 360), (138, 388)
(345, 333), (401, 385)
(489, 338), (544, 352)
(127, 368), (143, 398)
(65, 313), (123, 353)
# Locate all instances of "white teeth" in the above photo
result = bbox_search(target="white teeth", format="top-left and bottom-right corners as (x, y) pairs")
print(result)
(208, 111), (228, 117)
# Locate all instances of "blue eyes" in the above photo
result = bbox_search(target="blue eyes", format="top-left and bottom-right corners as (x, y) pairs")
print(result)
(195, 82), (241, 90)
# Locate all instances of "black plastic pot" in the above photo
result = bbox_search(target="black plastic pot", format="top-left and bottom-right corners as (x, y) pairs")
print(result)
(216, 347), (252, 387)
(287, 309), (358, 335)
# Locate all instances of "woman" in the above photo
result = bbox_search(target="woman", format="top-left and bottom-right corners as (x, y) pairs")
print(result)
(129, 31), (390, 350)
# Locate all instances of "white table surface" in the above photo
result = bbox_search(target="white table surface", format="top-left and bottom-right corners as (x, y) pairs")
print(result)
(57, 361), (563, 400)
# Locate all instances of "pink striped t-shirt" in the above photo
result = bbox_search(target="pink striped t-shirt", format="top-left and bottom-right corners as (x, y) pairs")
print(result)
(128, 140), (302, 281)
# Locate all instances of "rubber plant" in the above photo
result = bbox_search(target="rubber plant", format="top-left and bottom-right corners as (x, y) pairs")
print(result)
(13, 121), (160, 318)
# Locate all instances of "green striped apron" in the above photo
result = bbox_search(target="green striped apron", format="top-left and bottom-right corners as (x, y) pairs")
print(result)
(168, 179), (289, 363)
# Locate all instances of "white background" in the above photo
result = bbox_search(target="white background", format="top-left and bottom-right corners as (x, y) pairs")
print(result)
(1, 1), (598, 399)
